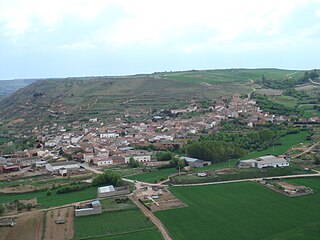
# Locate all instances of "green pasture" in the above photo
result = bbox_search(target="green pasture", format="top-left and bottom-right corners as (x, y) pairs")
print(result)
(156, 177), (320, 240)
(243, 131), (311, 159)
(0, 186), (97, 207)
(84, 229), (163, 240)
(271, 95), (297, 108)
(74, 208), (161, 240)
(126, 168), (177, 183)
(172, 164), (311, 184)
(163, 69), (301, 84)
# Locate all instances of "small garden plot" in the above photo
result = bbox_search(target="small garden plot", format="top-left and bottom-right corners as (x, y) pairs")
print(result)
(260, 180), (313, 197)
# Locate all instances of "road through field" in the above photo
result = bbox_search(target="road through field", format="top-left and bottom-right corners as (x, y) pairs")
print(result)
(129, 195), (172, 240)
(129, 194), (172, 240)
(172, 172), (320, 187)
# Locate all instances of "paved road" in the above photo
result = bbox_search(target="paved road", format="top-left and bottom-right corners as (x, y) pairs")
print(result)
(129, 194), (172, 240)
(172, 172), (320, 187)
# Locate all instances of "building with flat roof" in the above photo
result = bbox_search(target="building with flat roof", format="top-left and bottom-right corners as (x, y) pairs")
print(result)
(45, 161), (80, 174)
(97, 185), (130, 198)
(180, 157), (211, 168)
(75, 200), (102, 217)
(238, 155), (289, 169)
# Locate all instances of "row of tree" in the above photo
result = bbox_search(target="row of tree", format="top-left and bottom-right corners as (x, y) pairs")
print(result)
(186, 141), (246, 163)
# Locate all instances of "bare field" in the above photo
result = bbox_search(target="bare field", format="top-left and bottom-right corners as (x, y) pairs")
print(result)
(45, 207), (74, 240)
(1, 211), (43, 240)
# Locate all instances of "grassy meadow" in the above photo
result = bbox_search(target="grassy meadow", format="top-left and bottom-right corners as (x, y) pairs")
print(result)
(156, 177), (320, 240)
(243, 131), (311, 159)
(0, 186), (97, 207)
(126, 168), (177, 183)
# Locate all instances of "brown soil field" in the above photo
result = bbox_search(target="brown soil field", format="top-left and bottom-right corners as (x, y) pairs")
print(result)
(0, 211), (43, 240)
(45, 207), (74, 240)
(0, 185), (36, 193)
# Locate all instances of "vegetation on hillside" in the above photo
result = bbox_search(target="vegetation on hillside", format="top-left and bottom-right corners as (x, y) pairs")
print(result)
(255, 70), (318, 89)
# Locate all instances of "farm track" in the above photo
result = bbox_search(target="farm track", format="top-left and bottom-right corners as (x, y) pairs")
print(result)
(129, 194), (172, 240)
(172, 172), (320, 187)
(292, 140), (320, 159)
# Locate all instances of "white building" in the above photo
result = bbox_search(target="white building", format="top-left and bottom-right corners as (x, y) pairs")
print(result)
(124, 154), (151, 163)
(91, 157), (113, 166)
(238, 155), (289, 169)
(255, 156), (289, 168)
(45, 161), (80, 173)
(100, 133), (119, 139)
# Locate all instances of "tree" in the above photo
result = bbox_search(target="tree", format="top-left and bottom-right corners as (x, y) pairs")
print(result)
(128, 157), (140, 168)
(0, 204), (4, 215)
(92, 171), (123, 187)
(155, 151), (172, 161)
(314, 155), (320, 165)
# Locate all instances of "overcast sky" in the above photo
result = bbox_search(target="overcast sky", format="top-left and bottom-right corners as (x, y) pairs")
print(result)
(0, 0), (320, 80)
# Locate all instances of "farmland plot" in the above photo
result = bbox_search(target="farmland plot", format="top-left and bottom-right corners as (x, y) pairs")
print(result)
(0, 211), (43, 240)
(156, 177), (320, 240)
(74, 208), (162, 240)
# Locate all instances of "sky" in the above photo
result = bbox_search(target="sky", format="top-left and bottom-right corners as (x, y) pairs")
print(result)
(0, 0), (320, 80)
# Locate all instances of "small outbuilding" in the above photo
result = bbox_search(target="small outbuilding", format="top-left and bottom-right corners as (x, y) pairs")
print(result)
(97, 185), (130, 198)
(75, 200), (102, 217)
(180, 157), (211, 168)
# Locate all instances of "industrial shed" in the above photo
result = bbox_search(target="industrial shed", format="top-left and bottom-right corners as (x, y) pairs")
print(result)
(180, 157), (211, 168)
(238, 155), (289, 169)
(75, 200), (102, 217)
(45, 161), (80, 174)
(97, 185), (130, 198)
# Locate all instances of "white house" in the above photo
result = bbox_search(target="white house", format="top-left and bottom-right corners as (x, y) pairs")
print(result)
(91, 157), (113, 166)
(100, 133), (119, 139)
(124, 154), (151, 163)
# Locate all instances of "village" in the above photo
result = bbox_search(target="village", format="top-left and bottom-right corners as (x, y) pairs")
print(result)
(0, 94), (319, 240)
(2, 94), (316, 176)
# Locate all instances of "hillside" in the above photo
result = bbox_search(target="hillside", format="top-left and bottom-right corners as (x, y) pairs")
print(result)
(0, 69), (303, 128)
(0, 79), (37, 100)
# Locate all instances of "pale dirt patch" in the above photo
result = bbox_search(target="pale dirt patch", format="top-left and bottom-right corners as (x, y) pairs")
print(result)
(135, 184), (186, 212)
(45, 207), (74, 240)
(1, 211), (43, 240)
(0, 185), (36, 194)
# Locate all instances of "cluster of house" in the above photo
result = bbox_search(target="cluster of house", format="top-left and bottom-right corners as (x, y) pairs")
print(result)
(0, 95), (296, 173)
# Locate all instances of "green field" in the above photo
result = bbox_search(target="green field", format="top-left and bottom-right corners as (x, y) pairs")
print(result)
(84, 229), (163, 240)
(163, 69), (302, 84)
(243, 131), (311, 159)
(74, 208), (162, 240)
(126, 168), (177, 183)
(156, 177), (320, 240)
(172, 163), (312, 184)
(0, 186), (97, 207)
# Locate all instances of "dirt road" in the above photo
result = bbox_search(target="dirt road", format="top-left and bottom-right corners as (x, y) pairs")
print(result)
(292, 141), (320, 159)
(172, 172), (320, 187)
(129, 194), (172, 240)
